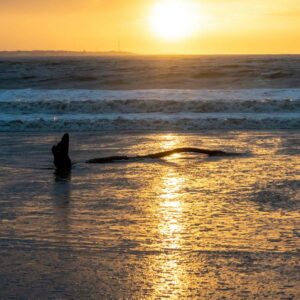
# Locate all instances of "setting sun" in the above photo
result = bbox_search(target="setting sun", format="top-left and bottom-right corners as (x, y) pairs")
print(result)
(0, 0), (299, 298)
(149, 0), (202, 41)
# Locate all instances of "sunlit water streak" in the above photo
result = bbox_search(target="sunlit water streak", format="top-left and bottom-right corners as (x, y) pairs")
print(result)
(0, 131), (299, 299)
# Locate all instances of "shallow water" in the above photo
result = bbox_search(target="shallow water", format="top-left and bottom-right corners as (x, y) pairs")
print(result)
(0, 131), (299, 299)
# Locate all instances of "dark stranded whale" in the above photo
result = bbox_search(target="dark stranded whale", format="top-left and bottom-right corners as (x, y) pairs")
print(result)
(52, 133), (241, 171)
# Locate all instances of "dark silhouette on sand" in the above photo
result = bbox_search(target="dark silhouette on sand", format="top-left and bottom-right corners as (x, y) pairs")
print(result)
(52, 133), (240, 171)
(52, 133), (72, 171)
(86, 148), (237, 163)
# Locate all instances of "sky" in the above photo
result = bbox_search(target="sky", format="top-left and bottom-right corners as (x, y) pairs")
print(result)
(0, 0), (300, 54)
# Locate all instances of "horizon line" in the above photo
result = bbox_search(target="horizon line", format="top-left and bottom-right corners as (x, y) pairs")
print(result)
(0, 50), (300, 56)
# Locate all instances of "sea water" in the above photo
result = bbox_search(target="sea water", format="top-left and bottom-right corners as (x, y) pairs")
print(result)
(0, 55), (299, 299)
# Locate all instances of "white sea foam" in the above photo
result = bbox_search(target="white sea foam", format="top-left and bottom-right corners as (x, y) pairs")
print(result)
(0, 88), (299, 102)
(0, 89), (299, 131)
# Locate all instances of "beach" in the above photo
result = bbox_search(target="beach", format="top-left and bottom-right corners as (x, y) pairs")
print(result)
(0, 55), (299, 298)
(0, 130), (299, 299)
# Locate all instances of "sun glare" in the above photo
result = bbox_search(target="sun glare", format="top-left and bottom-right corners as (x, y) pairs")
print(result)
(149, 0), (201, 41)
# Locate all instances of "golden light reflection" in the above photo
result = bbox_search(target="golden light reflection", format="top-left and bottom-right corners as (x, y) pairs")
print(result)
(161, 200), (181, 208)
(152, 167), (186, 298)
(153, 257), (184, 299)
(157, 134), (185, 250)
(159, 169), (185, 248)
(161, 176), (185, 200)
(160, 134), (181, 149)
(4, 132), (300, 299)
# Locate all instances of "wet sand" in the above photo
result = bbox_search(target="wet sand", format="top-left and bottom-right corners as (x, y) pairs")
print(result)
(0, 131), (299, 299)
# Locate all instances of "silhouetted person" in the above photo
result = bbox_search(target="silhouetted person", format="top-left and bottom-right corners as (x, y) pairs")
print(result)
(52, 133), (72, 171)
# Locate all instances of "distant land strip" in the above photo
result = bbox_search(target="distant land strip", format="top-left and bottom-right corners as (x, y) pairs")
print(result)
(0, 50), (135, 57)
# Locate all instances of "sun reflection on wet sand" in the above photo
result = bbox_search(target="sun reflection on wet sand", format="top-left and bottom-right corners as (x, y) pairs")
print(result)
(0, 131), (299, 299)
(160, 134), (181, 150)
(153, 165), (187, 298)
(159, 169), (184, 250)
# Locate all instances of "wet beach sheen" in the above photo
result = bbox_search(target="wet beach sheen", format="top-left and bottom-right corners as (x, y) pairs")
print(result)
(0, 131), (299, 299)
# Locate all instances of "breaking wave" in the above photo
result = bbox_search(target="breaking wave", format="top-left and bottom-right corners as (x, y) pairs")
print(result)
(0, 89), (299, 131)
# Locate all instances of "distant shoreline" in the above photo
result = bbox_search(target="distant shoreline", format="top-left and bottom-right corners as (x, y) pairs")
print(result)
(0, 50), (135, 57)
(0, 51), (299, 57)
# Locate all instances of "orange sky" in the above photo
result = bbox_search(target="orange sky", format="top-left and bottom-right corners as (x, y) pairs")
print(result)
(0, 0), (299, 54)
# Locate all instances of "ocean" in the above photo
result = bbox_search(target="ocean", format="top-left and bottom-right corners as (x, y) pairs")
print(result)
(0, 55), (299, 131)
(0, 55), (299, 299)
